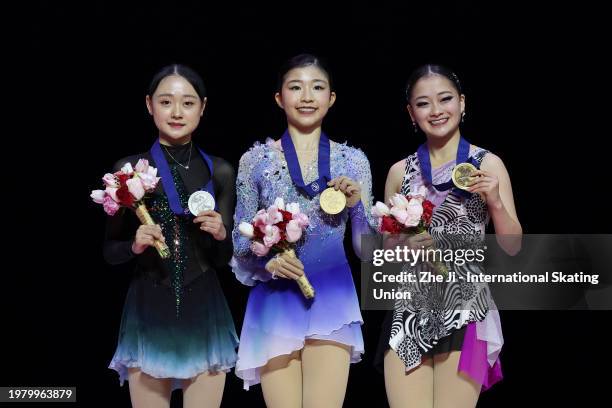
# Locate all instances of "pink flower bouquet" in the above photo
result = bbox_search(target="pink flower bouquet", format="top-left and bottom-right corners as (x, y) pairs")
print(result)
(371, 186), (448, 276)
(238, 198), (314, 298)
(91, 159), (170, 258)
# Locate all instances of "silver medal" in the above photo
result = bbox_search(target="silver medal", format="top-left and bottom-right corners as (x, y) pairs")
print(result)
(188, 191), (215, 216)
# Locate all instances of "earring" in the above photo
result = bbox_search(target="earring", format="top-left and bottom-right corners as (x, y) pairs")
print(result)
(412, 122), (418, 133)
(461, 112), (466, 123)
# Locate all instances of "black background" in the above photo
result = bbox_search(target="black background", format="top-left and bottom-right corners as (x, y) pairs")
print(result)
(6, 1), (609, 406)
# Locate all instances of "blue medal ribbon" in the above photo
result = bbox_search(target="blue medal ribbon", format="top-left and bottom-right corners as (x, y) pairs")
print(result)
(416, 136), (477, 198)
(281, 130), (331, 198)
(151, 140), (216, 215)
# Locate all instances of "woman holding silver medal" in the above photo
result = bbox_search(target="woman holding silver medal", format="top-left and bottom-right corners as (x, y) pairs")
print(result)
(104, 64), (238, 408)
(230, 54), (376, 407)
(375, 64), (522, 407)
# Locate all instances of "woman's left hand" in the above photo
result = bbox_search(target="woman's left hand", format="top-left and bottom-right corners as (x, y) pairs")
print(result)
(194, 210), (226, 240)
(467, 170), (502, 207)
(327, 176), (362, 208)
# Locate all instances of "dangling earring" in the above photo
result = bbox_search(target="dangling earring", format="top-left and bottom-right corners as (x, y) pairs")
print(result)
(461, 111), (466, 123)
(412, 122), (418, 133)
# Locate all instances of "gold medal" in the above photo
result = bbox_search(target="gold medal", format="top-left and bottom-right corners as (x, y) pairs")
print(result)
(319, 187), (346, 215)
(451, 162), (477, 190)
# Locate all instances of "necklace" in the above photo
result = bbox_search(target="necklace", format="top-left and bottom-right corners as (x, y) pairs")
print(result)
(163, 141), (193, 170)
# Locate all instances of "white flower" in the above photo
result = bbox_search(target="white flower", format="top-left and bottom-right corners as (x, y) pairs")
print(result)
(273, 197), (285, 210)
(238, 222), (255, 238)
(402, 199), (424, 227)
(371, 201), (391, 218)
(126, 178), (145, 201)
(286, 202), (301, 214)
(90, 190), (106, 204)
(102, 173), (119, 188)
(389, 193), (409, 210)
(134, 158), (149, 173)
(121, 162), (134, 175)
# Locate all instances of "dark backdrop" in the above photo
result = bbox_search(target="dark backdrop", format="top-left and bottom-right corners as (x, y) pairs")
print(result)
(7, 1), (608, 407)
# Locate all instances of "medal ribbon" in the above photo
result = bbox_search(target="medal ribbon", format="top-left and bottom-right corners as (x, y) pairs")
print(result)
(151, 140), (216, 215)
(281, 129), (331, 198)
(416, 136), (477, 198)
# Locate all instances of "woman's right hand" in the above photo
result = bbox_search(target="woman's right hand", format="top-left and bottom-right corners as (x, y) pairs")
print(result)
(383, 231), (434, 251)
(265, 253), (305, 280)
(407, 232), (434, 250)
(132, 224), (165, 255)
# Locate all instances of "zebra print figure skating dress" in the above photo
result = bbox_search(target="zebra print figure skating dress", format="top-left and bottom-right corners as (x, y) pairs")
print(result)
(375, 146), (504, 391)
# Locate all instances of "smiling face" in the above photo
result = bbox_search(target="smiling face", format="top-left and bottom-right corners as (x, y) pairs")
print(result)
(407, 74), (465, 141)
(146, 75), (206, 145)
(275, 64), (336, 133)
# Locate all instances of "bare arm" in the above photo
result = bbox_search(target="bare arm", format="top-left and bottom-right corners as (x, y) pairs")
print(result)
(471, 153), (523, 254)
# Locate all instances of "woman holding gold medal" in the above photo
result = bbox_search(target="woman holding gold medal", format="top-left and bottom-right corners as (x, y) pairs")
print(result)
(375, 64), (522, 407)
(104, 64), (238, 408)
(231, 54), (375, 407)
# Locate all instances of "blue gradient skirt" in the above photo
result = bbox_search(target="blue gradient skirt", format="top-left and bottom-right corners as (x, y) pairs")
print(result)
(236, 257), (364, 390)
(109, 271), (238, 390)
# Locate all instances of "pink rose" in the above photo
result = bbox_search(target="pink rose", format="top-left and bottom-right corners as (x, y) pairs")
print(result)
(90, 190), (106, 204)
(285, 220), (303, 243)
(263, 225), (281, 248)
(390, 207), (409, 225)
(134, 158), (149, 173)
(103, 195), (120, 216)
(138, 173), (161, 191)
(267, 206), (284, 224)
(102, 173), (119, 188)
(126, 178), (145, 201)
(292, 212), (309, 228)
(250, 240), (270, 256)
(105, 187), (119, 202)
(253, 210), (269, 232)
(403, 198), (424, 227)
(390, 193), (409, 210)
(135, 160), (160, 191)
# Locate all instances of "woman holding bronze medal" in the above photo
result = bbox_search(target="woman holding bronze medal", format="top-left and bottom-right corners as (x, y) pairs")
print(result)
(231, 54), (375, 407)
(375, 65), (522, 407)
(104, 64), (238, 408)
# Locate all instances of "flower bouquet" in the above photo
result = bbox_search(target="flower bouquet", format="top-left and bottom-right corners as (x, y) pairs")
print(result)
(91, 159), (170, 259)
(371, 186), (447, 276)
(238, 198), (314, 298)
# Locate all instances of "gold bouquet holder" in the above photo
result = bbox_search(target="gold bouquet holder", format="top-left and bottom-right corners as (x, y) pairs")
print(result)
(283, 248), (315, 299)
(135, 202), (170, 259)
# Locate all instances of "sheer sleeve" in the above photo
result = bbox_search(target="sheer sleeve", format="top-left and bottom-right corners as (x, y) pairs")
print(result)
(208, 157), (235, 268)
(230, 148), (274, 286)
(346, 148), (376, 260)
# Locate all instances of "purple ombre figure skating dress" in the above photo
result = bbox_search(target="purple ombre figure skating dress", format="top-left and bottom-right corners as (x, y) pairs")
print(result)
(231, 138), (375, 389)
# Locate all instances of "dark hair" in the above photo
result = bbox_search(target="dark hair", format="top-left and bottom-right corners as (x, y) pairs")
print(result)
(148, 64), (207, 100)
(277, 54), (333, 91)
(405, 64), (462, 102)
